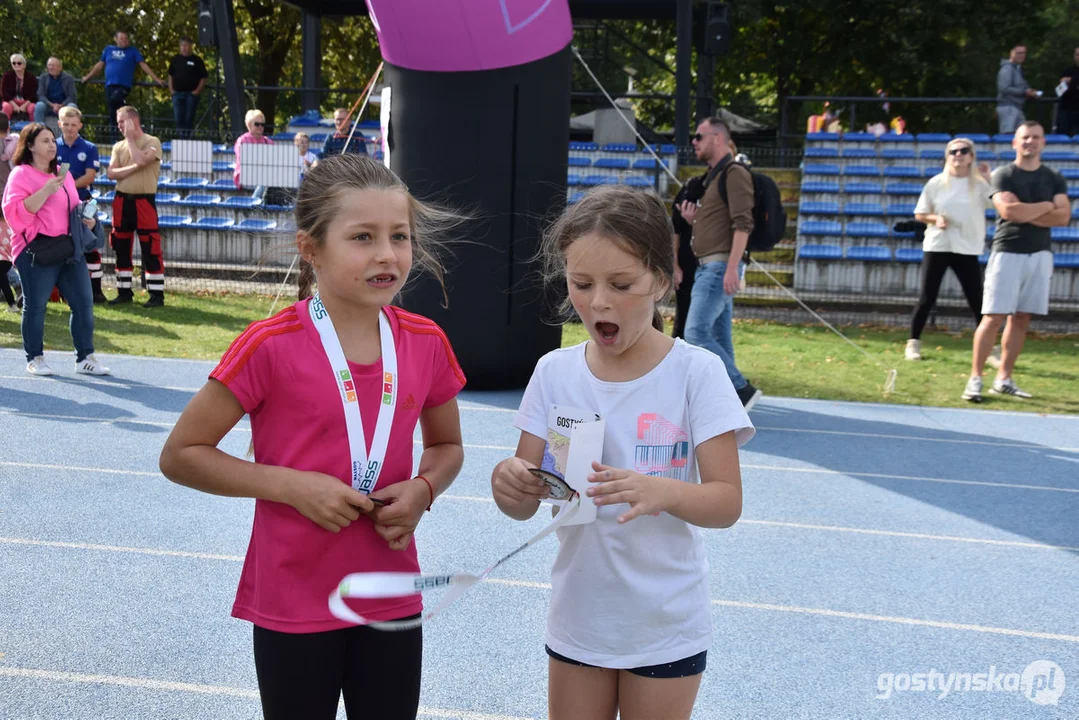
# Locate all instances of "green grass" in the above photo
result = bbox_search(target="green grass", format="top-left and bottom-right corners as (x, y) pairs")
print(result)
(4, 291), (1077, 414)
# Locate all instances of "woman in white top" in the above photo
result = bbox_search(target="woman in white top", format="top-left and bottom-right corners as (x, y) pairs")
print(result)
(907, 137), (993, 360)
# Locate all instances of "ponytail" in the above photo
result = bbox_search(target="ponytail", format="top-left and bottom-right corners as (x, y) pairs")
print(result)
(297, 259), (315, 301)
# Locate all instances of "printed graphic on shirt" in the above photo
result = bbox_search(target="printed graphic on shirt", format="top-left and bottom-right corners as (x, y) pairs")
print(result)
(542, 404), (601, 480)
(635, 413), (689, 481)
(403, 393), (417, 410)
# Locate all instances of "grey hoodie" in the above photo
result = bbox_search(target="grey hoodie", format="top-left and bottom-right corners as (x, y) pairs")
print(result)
(997, 59), (1028, 109)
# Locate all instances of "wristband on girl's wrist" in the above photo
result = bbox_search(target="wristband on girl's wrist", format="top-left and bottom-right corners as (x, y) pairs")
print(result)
(415, 475), (434, 511)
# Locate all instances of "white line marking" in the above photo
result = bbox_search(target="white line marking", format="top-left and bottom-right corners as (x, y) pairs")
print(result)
(710, 600), (1079, 643)
(741, 463), (1079, 494)
(755, 425), (1079, 452)
(0, 374), (202, 393)
(737, 520), (1079, 551)
(0, 410), (249, 432)
(3, 537), (1076, 643)
(0, 461), (161, 477)
(0, 667), (535, 720)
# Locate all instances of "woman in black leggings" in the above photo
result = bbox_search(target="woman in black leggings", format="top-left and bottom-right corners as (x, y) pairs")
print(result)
(908, 138), (993, 360)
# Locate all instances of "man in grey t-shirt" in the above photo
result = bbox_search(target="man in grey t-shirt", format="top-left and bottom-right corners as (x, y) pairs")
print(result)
(962, 121), (1069, 402)
(996, 45), (1040, 133)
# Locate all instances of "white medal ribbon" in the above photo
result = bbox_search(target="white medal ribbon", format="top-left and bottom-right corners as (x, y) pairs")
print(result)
(329, 492), (582, 631)
(309, 293), (397, 493)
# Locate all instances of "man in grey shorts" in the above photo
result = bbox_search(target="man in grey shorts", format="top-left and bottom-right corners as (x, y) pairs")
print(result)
(962, 121), (1069, 401)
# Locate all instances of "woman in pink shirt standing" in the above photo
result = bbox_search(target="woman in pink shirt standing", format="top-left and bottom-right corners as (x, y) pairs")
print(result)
(1, 123), (109, 376)
(160, 154), (466, 720)
(232, 108), (273, 190)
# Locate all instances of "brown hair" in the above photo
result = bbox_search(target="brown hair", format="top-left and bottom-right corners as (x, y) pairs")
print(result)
(294, 153), (465, 303)
(540, 185), (674, 331)
(12, 123), (58, 172)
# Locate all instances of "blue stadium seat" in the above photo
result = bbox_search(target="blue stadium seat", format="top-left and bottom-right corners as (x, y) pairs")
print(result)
(155, 193), (181, 205)
(623, 177), (652, 188)
(288, 111), (322, 127)
(843, 165), (880, 177)
(1051, 227), (1079, 242)
(846, 246), (892, 260)
(235, 218), (277, 232)
(213, 144), (231, 154)
(568, 191), (585, 205)
(800, 221), (843, 236)
(840, 148), (877, 159)
(843, 203), (885, 217)
(567, 156), (591, 167)
(659, 144), (677, 155)
(211, 178), (238, 189)
(158, 215), (191, 228)
(1043, 151), (1079, 161)
(844, 182), (883, 194)
(96, 177), (116, 187)
(961, 134), (992, 144)
(801, 181), (841, 194)
(845, 222), (890, 238)
(1055, 253), (1079, 267)
(159, 161), (173, 170)
(171, 176), (209, 190)
(567, 174), (581, 186)
(803, 163), (841, 176)
(798, 244), (842, 259)
(842, 132), (877, 143)
(1069, 187), (1079, 199)
(879, 133), (915, 144)
(881, 149), (916, 160)
(223, 196), (262, 209)
(883, 166), (921, 178)
(923, 167), (940, 178)
(886, 203), (916, 216)
(806, 132), (840, 142)
(271, 132), (296, 142)
(915, 133), (952, 143)
(191, 217), (234, 229)
(1073, 208), (1079, 220)
(179, 194), (221, 207)
(918, 149), (944, 160)
(799, 202), (840, 216)
(979, 251), (991, 264)
(992, 134), (1014, 144)
(895, 248), (924, 263)
(805, 147), (839, 158)
(212, 161), (235, 172)
(1061, 168), (1079, 180)
(978, 150), (999, 161)
(1045, 134), (1072, 145)
(601, 143), (636, 153)
(581, 174), (619, 186)
(96, 191), (116, 204)
(885, 182), (924, 196)
(161, 141), (171, 152)
(157, 175), (170, 186)
(594, 157), (631, 169)
(633, 158), (668, 170)
(309, 133), (328, 143)
(99, 156), (110, 167)
(986, 227), (995, 241)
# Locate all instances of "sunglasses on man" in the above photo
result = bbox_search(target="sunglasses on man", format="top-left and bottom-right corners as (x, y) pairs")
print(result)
(693, 132), (720, 142)
(948, 146), (971, 156)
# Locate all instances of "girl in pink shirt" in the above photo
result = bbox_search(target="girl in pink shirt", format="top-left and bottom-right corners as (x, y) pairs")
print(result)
(160, 153), (466, 720)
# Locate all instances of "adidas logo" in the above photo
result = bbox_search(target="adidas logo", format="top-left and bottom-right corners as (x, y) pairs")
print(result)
(402, 393), (417, 410)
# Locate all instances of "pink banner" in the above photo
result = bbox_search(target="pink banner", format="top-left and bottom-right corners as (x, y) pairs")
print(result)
(365, 0), (572, 72)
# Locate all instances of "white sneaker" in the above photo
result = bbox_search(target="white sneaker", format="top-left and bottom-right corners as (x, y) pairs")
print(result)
(986, 344), (1002, 370)
(26, 356), (54, 376)
(990, 377), (1032, 399)
(75, 353), (111, 376)
(904, 339), (921, 361)
(961, 375), (982, 403)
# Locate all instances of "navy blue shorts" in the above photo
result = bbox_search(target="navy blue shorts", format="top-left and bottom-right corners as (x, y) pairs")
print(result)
(545, 645), (707, 679)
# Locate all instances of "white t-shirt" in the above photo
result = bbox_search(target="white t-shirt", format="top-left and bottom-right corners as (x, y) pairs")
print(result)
(514, 339), (755, 668)
(914, 174), (993, 255)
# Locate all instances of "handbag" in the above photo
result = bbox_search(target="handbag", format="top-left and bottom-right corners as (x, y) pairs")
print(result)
(25, 232), (75, 266)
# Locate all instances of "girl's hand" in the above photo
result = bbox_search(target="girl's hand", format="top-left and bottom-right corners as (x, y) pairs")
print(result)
(586, 461), (678, 524)
(934, 214), (948, 229)
(284, 470), (376, 532)
(491, 456), (548, 509)
(368, 478), (430, 551)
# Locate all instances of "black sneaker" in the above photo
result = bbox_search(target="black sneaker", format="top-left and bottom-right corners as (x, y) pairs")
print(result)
(108, 291), (133, 305)
(736, 382), (763, 411)
(142, 293), (164, 308)
(92, 292), (108, 304)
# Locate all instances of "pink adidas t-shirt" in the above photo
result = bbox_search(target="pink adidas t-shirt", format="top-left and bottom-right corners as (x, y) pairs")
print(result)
(210, 298), (466, 633)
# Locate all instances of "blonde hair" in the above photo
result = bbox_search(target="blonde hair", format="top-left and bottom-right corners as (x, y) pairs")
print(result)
(244, 109), (265, 126)
(117, 105), (139, 119)
(294, 153), (467, 304)
(942, 137), (988, 195)
(9, 54), (26, 66)
(540, 185), (674, 331)
(294, 132), (309, 141)
(58, 106), (82, 121)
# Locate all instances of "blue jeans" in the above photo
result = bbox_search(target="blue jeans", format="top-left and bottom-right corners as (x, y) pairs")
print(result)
(684, 259), (747, 389)
(34, 101), (78, 123)
(14, 250), (95, 362)
(171, 91), (200, 131)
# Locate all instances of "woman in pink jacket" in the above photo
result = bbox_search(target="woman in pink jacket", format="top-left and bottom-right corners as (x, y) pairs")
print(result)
(233, 108), (272, 189)
(1, 123), (109, 376)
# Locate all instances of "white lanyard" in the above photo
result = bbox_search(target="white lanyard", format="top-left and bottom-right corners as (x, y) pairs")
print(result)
(309, 293), (397, 493)
(328, 493), (581, 631)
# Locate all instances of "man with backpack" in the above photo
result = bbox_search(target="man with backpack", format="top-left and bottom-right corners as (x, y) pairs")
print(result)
(678, 117), (769, 410)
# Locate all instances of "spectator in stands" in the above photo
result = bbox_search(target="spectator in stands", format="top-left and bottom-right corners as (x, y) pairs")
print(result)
(233, 108), (273, 189)
(0, 113), (17, 310)
(295, 132), (318, 181)
(168, 37), (208, 136)
(670, 173), (703, 339)
(107, 106), (165, 308)
(2, 54), (38, 121)
(56, 107), (104, 303)
(996, 45), (1040, 133)
(1, 122), (110, 376)
(33, 57), (77, 125)
(1056, 47), (1079, 136)
(82, 32), (166, 135)
(677, 117), (762, 410)
(906, 138), (993, 361)
(318, 108), (368, 160)
(963, 121), (1069, 401)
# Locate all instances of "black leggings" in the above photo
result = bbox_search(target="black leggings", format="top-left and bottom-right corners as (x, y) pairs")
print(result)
(0, 260), (14, 306)
(253, 618), (422, 720)
(910, 251), (983, 339)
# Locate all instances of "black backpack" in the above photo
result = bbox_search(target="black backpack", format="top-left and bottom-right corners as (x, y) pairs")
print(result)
(702, 157), (787, 254)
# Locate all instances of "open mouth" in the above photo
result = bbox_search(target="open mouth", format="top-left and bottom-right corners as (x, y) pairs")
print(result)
(367, 273), (397, 288)
(595, 321), (620, 345)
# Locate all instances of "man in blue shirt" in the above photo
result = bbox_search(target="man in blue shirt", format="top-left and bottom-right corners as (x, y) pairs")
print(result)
(82, 31), (165, 137)
(33, 57), (78, 124)
(317, 107), (369, 159)
(56, 106), (106, 303)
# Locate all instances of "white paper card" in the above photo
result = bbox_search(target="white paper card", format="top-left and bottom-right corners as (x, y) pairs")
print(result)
(561, 419), (604, 526)
(1056, 80), (1070, 98)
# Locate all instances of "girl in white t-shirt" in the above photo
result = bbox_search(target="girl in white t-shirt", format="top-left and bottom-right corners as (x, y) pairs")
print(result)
(907, 137), (993, 360)
(491, 185), (755, 720)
